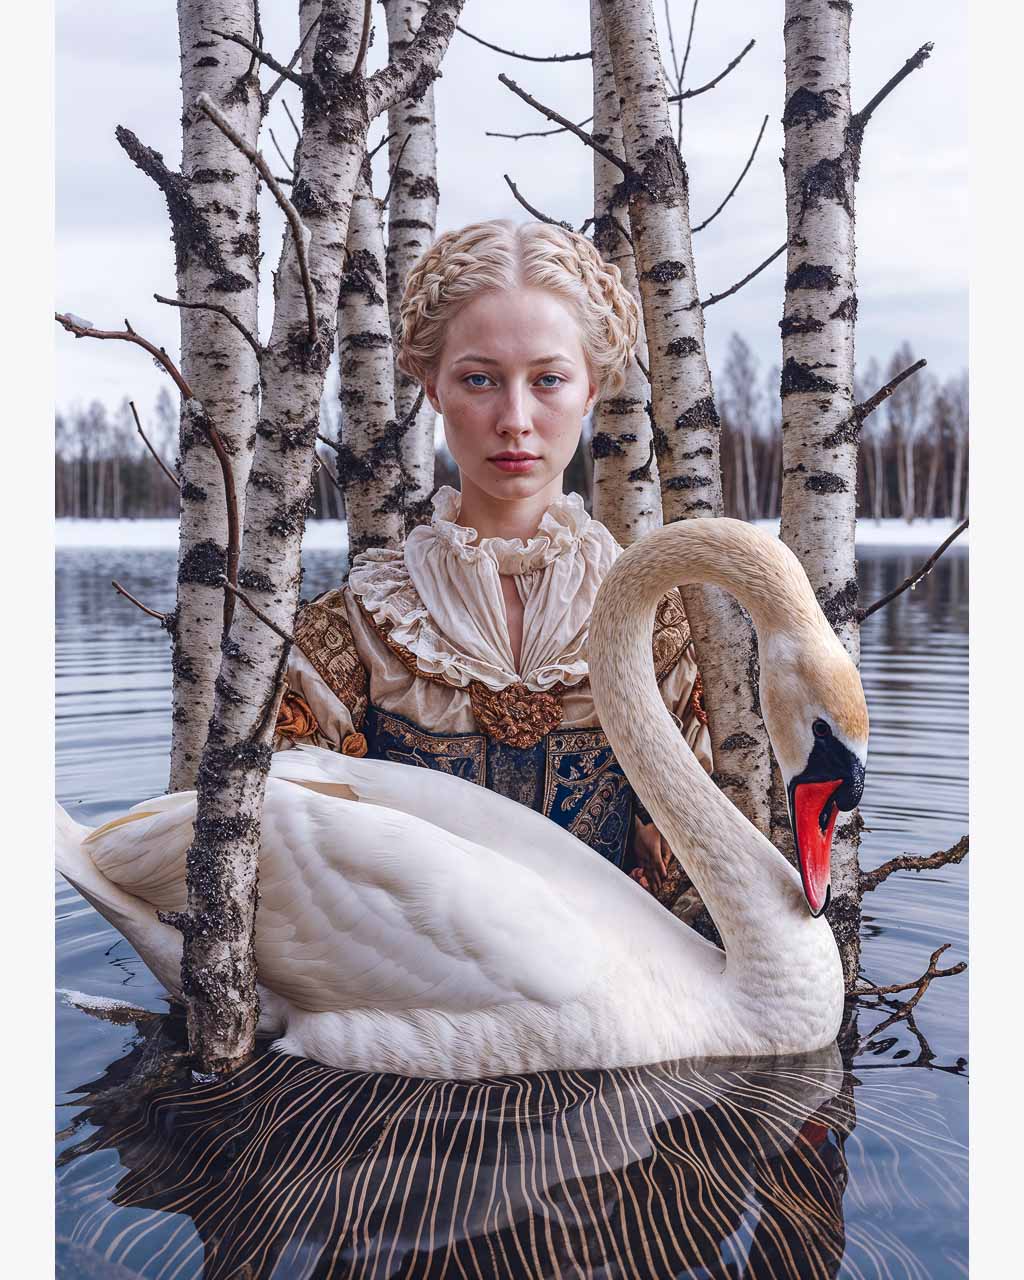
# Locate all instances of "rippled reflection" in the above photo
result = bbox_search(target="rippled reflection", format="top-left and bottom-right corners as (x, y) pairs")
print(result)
(56, 543), (968, 1278)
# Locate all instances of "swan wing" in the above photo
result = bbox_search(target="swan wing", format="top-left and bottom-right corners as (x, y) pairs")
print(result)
(84, 779), (607, 1016)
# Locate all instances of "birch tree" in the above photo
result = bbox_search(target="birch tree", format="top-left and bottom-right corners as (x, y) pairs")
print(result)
(589, 0), (660, 547)
(383, 0), (440, 524)
(117, 0), (261, 792)
(598, 0), (773, 833)
(164, 0), (464, 1074)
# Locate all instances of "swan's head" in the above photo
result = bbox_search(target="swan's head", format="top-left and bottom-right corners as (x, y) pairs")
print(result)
(759, 629), (869, 917)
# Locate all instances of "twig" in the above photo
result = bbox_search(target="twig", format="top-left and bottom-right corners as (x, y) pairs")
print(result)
(668, 39), (755, 102)
(860, 835), (969, 894)
(693, 114), (768, 233)
(218, 575), (295, 647)
(317, 432), (339, 453)
(609, 214), (634, 251)
(503, 175), (573, 229)
(282, 98), (302, 141)
(855, 358), (927, 423)
(855, 944), (966, 1037)
(154, 293), (263, 360)
(208, 27), (305, 88)
(457, 24), (591, 62)
(268, 127), (294, 175)
(852, 43), (933, 134)
(701, 241), (785, 308)
(112, 580), (167, 622)
(398, 385), (426, 432)
(314, 450), (344, 493)
(679, 0), (699, 85)
(381, 133), (412, 209)
(196, 92), (318, 344)
(129, 400), (180, 491)
(663, 0), (682, 84)
(498, 74), (630, 174)
(265, 18), (320, 104)
(858, 520), (969, 621)
(56, 312), (241, 624)
(486, 115), (594, 142)
(242, 1), (264, 82)
(635, 353), (650, 383)
(368, 130), (396, 162)
(354, 0), (373, 76)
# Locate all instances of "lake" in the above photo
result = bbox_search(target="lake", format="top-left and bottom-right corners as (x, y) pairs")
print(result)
(56, 539), (968, 1279)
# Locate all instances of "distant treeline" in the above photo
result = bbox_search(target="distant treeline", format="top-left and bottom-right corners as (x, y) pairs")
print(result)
(55, 336), (968, 522)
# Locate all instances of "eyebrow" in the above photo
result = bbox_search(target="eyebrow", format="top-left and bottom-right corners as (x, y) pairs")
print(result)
(451, 353), (574, 366)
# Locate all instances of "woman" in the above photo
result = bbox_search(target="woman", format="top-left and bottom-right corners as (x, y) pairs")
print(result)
(275, 220), (712, 903)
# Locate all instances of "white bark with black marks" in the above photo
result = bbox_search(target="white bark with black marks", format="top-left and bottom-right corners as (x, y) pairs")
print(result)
(117, 0), (261, 793)
(779, 0), (861, 983)
(589, 0), (660, 547)
(383, 0), (439, 524)
(600, 0), (773, 834)
(172, 0), (465, 1074)
(337, 163), (406, 558)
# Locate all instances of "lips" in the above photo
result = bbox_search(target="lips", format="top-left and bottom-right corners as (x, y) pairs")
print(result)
(489, 453), (540, 473)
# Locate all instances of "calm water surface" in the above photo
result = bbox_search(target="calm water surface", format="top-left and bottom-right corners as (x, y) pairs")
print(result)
(55, 542), (968, 1279)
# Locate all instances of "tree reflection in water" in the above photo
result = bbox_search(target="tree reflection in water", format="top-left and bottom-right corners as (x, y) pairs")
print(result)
(55, 1005), (955, 1280)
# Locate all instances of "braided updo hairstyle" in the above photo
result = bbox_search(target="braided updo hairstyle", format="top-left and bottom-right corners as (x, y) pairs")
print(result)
(396, 220), (641, 398)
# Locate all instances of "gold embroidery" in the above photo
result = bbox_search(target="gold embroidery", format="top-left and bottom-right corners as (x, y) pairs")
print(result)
(294, 589), (369, 729)
(341, 732), (368, 757)
(354, 589), (694, 746)
(689, 672), (708, 726)
(371, 710), (487, 780)
(468, 682), (563, 749)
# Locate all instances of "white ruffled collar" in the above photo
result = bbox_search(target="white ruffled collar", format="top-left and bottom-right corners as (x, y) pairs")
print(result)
(347, 487), (620, 692)
(426, 485), (593, 576)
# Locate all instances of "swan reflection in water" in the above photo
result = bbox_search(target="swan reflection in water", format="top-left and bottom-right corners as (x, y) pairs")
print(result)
(56, 1008), (955, 1280)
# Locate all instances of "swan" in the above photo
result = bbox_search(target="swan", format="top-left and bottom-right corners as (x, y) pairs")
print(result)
(55, 518), (867, 1079)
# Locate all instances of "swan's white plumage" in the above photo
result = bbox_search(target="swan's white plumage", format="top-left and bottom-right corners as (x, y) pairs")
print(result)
(56, 518), (864, 1077)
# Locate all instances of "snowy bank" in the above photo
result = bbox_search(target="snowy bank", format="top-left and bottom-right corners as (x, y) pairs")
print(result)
(57, 516), (967, 551)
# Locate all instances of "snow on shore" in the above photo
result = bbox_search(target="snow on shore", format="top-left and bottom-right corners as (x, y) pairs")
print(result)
(56, 516), (968, 551)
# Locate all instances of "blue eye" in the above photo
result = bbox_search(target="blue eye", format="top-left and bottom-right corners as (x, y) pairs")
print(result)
(536, 374), (564, 388)
(464, 373), (492, 388)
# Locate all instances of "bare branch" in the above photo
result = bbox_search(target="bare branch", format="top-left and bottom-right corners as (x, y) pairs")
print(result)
(486, 114), (594, 142)
(855, 943), (966, 1037)
(354, 0), (373, 76)
(855, 358), (927, 423)
(399, 385), (426, 433)
(503, 174), (573, 229)
(853, 42), (933, 134)
(241, 1), (264, 82)
(55, 312), (193, 400)
(457, 24), (591, 62)
(208, 26), (305, 88)
(368, 130), (396, 162)
(129, 400), (180, 491)
(314, 450), (344, 493)
(195, 92), (318, 344)
(693, 114), (768, 233)
(679, 0), (699, 85)
(154, 293), (263, 361)
(858, 520), (969, 621)
(282, 97), (301, 141)
(112, 580), (167, 622)
(265, 17), (320, 104)
(268, 127), (294, 175)
(700, 241), (785, 308)
(317, 432), (339, 454)
(860, 836), (969, 895)
(218, 576), (295, 647)
(663, 0), (682, 83)
(381, 133), (411, 209)
(498, 74), (630, 173)
(667, 38), (755, 102)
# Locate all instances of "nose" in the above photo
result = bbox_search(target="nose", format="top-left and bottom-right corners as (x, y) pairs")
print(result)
(495, 379), (531, 442)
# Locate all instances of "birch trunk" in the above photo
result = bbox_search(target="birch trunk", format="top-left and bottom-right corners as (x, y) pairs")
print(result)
(779, 0), (861, 982)
(950, 437), (965, 522)
(589, 0), (660, 546)
(174, 0), (464, 1074)
(600, 0), (773, 833)
(383, 0), (439, 525)
(337, 163), (406, 558)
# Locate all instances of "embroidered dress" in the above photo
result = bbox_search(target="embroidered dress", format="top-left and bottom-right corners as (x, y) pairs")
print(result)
(275, 488), (711, 879)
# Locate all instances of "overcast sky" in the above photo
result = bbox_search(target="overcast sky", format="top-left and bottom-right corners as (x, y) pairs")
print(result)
(55, 0), (967, 418)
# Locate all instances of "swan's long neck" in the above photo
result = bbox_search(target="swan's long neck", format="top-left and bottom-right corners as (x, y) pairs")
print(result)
(590, 519), (823, 975)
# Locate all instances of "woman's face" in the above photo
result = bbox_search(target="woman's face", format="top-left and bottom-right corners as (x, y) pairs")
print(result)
(424, 286), (598, 507)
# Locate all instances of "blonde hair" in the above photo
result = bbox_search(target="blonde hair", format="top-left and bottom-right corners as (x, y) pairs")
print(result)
(396, 220), (640, 398)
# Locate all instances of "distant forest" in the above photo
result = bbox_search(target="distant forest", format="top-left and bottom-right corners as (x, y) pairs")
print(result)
(55, 333), (968, 523)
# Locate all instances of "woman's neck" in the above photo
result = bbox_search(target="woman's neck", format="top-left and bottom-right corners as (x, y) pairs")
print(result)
(454, 473), (564, 544)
